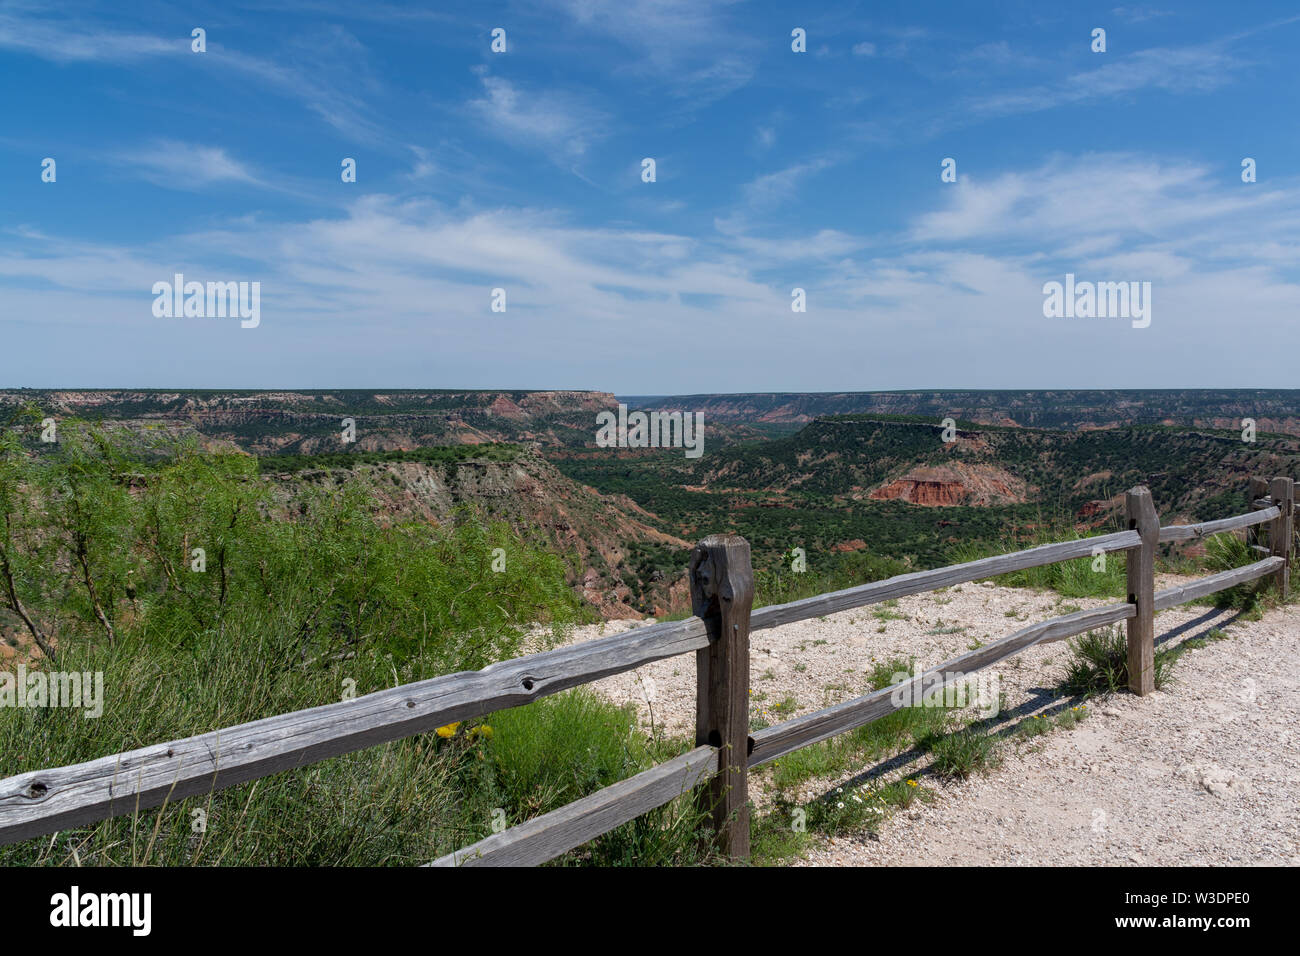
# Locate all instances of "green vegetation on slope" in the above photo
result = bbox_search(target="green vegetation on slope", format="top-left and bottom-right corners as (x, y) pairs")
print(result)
(263, 442), (523, 473)
(0, 415), (712, 865)
(553, 416), (1300, 590)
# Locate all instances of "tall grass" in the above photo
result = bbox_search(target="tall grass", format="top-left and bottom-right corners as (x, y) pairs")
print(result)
(0, 417), (708, 866)
(754, 549), (911, 608)
(765, 657), (950, 796)
(949, 525), (1127, 598)
(1202, 532), (1271, 612)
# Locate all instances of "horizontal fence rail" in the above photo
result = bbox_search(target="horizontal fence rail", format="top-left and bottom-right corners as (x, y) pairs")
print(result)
(1153, 557), (1283, 610)
(748, 601), (1136, 767)
(1158, 506), (1279, 543)
(750, 530), (1140, 630)
(427, 745), (718, 867)
(1, 476), (1294, 866)
(0, 616), (712, 845)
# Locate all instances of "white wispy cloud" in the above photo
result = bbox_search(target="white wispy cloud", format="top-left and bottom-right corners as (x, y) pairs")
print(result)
(468, 71), (608, 162)
(111, 140), (266, 191)
(545, 0), (756, 106)
(211, 27), (389, 143)
(909, 153), (1284, 251)
(5, 152), (1300, 390)
(1111, 6), (1174, 23)
(961, 44), (1242, 124)
(407, 146), (437, 180)
(0, 10), (181, 61)
(739, 160), (838, 209)
(714, 157), (842, 234)
(0, 10), (387, 142)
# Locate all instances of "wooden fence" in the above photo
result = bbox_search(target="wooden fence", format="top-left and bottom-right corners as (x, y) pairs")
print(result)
(0, 477), (1293, 865)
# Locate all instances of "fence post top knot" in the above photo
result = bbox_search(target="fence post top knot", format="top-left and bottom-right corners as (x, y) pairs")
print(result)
(1125, 486), (1158, 527)
(689, 534), (752, 613)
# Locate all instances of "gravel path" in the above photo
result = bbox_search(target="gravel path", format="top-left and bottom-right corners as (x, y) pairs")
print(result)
(553, 576), (1300, 866)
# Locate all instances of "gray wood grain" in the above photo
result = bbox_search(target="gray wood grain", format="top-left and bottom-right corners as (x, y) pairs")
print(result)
(1269, 478), (1294, 597)
(1153, 557), (1282, 611)
(748, 602), (1134, 767)
(1126, 487), (1158, 696)
(1251, 477), (1272, 511)
(426, 745), (717, 867)
(750, 530), (1140, 631)
(690, 534), (753, 859)
(1250, 477), (1273, 555)
(1159, 506), (1278, 543)
(0, 613), (711, 845)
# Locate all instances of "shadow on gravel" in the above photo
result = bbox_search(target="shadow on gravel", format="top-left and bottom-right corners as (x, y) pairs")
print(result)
(803, 603), (1249, 808)
(1154, 606), (1242, 648)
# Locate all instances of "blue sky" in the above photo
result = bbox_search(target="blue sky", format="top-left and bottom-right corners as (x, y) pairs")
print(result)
(2, 0), (1299, 392)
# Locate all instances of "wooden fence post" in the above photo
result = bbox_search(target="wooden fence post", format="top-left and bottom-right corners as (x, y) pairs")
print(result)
(1268, 477), (1294, 598)
(1248, 477), (1270, 553)
(1125, 487), (1158, 696)
(690, 533), (753, 860)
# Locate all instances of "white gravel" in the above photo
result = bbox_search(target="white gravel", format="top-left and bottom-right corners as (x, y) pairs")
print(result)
(552, 576), (1300, 866)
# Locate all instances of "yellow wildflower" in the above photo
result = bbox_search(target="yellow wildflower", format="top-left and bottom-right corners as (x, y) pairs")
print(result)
(435, 722), (461, 739)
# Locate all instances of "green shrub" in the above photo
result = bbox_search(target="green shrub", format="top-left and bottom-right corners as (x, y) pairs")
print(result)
(1061, 626), (1179, 695)
(0, 420), (636, 866)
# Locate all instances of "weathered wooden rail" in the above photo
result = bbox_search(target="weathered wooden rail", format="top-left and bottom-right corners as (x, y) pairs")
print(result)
(1, 477), (1293, 865)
